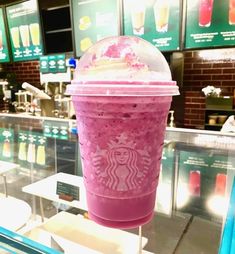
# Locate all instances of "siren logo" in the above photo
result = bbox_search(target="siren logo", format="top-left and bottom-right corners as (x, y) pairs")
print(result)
(91, 133), (151, 192)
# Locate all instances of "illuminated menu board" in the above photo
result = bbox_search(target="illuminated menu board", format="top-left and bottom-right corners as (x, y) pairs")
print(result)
(40, 54), (66, 73)
(185, 0), (235, 49)
(6, 0), (44, 61)
(123, 0), (181, 51)
(71, 0), (120, 57)
(0, 8), (10, 62)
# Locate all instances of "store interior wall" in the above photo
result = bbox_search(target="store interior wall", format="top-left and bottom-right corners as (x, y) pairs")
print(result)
(0, 0), (68, 7)
(170, 52), (184, 128)
(183, 48), (235, 129)
(1, 48), (235, 128)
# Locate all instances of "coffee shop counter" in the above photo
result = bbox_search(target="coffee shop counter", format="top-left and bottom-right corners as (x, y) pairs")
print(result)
(1, 112), (235, 219)
(0, 112), (81, 178)
(0, 113), (234, 252)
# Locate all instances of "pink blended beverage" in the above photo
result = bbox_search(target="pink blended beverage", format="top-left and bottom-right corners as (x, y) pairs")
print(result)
(198, 0), (214, 27)
(66, 36), (178, 229)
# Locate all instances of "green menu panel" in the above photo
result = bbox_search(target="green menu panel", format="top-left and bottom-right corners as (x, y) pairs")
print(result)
(40, 54), (66, 74)
(43, 120), (69, 140)
(6, 0), (44, 61)
(185, 0), (235, 49)
(71, 0), (120, 57)
(123, 0), (181, 51)
(0, 8), (10, 63)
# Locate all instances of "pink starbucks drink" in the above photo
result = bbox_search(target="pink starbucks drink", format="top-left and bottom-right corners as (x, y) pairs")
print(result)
(198, 0), (214, 27)
(66, 36), (179, 229)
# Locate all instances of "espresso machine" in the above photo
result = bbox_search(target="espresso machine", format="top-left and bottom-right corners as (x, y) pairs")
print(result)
(39, 63), (75, 119)
(0, 80), (9, 112)
(13, 82), (51, 115)
(13, 90), (33, 113)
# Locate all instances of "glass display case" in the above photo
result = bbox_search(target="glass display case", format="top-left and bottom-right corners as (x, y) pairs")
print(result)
(0, 226), (61, 253)
(166, 128), (235, 219)
(0, 113), (234, 253)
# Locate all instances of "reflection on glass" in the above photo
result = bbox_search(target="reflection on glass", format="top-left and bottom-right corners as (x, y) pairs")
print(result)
(36, 145), (45, 165)
(27, 143), (35, 163)
(207, 174), (227, 216)
(188, 170), (201, 197)
(10, 27), (20, 48)
(207, 194), (228, 216)
(18, 142), (27, 161)
(214, 173), (227, 196)
(2, 139), (11, 158)
(154, 0), (170, 33)
(229, 0), (235, 25)
(176, 184), (190, 209)
(198, 0), (214, 27)
(19, 25), (30, 47)
(29, 23), (40, 46)
(157, 182), (172, 214)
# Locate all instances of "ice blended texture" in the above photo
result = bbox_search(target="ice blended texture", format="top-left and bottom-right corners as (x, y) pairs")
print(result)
(66, 36), (178, 229)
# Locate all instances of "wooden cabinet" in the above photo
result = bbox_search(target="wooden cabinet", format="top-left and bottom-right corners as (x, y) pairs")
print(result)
(204, 97), (234, 131)
(39, 2), (73, 54)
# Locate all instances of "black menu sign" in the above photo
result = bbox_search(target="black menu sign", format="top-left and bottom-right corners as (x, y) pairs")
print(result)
(56, 181), (80, 201)
(0, 8), (10, 62)
(6, 0), (44, 61)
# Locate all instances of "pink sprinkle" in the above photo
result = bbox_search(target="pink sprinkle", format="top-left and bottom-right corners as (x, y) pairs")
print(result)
(103, 44), (121, 58)
(92, 54), (97, 61)
(125, 52), (135, 63)
(131, 62), (146, 69)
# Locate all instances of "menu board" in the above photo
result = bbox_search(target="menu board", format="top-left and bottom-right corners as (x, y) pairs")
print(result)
(71, 0), (120, 57)
(40, 54), (66, 74)
(185, 0), (235, 49)
(0, 8), (10, 63)
(123, 0), (181, 51)
(6, 0), (43, 61)
(43, 120), (69, 140)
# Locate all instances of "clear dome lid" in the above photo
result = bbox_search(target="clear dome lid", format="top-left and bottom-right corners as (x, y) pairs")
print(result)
(67, 36), (179, 96)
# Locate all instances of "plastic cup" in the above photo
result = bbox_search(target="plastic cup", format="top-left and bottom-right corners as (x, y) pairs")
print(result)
(131, 2), (145, 35)
(154, 0), (170, 33)
(29, 23), (40, 46)
(19, 25), (30, 47)
(66, 36), (179, 229)
(229, 0), (235, 25)
(198, 0), (214, 27)
(10, 27), (20, 48)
